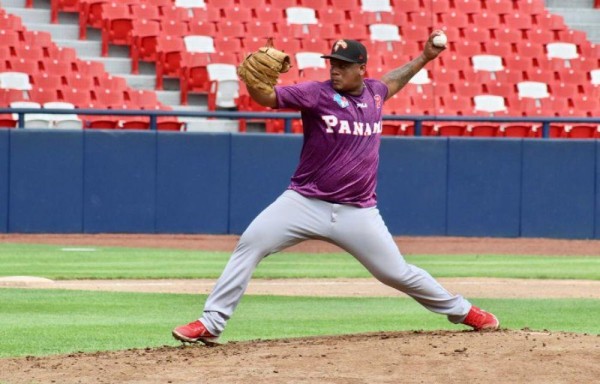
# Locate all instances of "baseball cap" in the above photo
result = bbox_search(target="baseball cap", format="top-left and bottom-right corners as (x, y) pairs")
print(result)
(321, 39), (368, 64)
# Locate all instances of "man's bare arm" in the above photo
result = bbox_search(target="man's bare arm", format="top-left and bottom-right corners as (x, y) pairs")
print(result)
(381, 31), (446, 100)
(381, 54), (432, 100)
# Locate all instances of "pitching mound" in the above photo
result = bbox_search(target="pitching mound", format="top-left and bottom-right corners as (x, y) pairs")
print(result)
(1, 330), (598, 384)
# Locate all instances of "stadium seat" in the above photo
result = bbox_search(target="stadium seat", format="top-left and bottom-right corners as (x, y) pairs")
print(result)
(130, 19), (161, 74)
(162, 19), (190, 37)
(159, 5), (190, 22)
(528, 28), (554, 45)
(301, 67), (329, 81)
(31, 73), (62, 90)
(100, 3), (134, 57)
(179, 53), (210, 105)
(319, 9), (346, 25)
(125, 89), (160, 110)
(29, 87), (60, 104)
(0, 72), (32, 92)
(517, 81), (550, 104)
(546, 42), (579, 68)
(486, 0), (513, 16)
(516, 0), (546, 15)
(369, 24), (401, 52)
(500, 123), (541, 138)
(591, 69), (600, 85)
(295, 52), (326, 70)
(471, 54), (504, 80)
(206, 63), (239, 111)
(43, 101), (83, 129)
(95, 89), (125, 109)
(286, 7), (318, 30)
(10, 101), (53, 128)
(564, 124), (600, 139)
(61, 89), (94, 108)
(407, 68), (431, 95)
(433, 122), (468, 137)
(155, 36), (185, 90)
(79, 0), (110, 38)
(218, 21), (245, 39)
(175, 0), (206, 11)
(473, 94), (507, 116)
(64, 73), (94, 91)
(338, 24), (369, 41)
(51, 0), (80, 23)
(131, 3), (161, 21)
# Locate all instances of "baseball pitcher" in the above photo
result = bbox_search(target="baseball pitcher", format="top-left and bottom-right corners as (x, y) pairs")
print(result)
(172, 31), (499, 345)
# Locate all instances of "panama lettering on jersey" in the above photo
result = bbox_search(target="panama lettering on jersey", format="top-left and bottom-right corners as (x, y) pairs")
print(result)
(275, 78), (389, 207)
(321, 115), (382, 136)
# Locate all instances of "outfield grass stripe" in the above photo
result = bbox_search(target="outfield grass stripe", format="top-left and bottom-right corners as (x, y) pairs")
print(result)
(0, 244), (599, 280)
(0, 289), (598, 357)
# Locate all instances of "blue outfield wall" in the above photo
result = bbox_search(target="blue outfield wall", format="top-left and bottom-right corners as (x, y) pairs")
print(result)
(0, 130), (8, 233)
(1, 130), (599, 239)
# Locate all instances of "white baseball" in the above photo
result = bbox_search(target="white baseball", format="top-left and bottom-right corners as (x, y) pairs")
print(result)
(432, 33), (447, 48)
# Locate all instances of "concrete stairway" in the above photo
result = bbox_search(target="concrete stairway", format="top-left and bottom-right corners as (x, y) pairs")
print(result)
(545, 0), (600, 43)
(1, 0), (245, 132)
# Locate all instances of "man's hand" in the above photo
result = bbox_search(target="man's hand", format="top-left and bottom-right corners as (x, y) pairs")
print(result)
(423, 30), (447, 61)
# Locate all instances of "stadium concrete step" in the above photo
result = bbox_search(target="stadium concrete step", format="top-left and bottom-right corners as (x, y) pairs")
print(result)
(22, 22), (80, 41)
(545, 0), (595, 8)
(2, 0), (37, 8)
(545, 0), (600, 43)
(3, 7), (51, 23)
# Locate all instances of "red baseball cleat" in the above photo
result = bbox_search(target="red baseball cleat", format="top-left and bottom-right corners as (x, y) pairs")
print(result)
(172, 320), (220, 345)
(462, 306), (500, 331)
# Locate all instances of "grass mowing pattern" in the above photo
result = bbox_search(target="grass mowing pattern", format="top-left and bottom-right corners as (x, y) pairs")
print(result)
(1, 289), (599, 358)
(1, 243), (599, 280)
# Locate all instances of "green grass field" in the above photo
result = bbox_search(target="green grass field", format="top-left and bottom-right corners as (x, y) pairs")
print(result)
(0, 243), (599, 358)
(1, 243), (599, 279)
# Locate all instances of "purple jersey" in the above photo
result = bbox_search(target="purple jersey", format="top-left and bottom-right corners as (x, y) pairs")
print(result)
(275, 79), (389, 207)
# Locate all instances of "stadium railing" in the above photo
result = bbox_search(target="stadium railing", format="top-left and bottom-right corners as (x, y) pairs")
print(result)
(2, 107), (599, 138)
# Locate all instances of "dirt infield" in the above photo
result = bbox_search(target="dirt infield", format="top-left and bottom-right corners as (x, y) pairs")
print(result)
(0, 234), (599, 383)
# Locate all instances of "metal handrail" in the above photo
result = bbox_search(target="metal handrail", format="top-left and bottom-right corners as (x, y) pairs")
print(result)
(2, 108), (599, 137)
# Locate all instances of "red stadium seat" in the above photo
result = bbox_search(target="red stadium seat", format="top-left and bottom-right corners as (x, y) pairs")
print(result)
(79, 0), (110, 39)
(218, 21), (246, 39)
(51, 0), (81, 23)
(31, 73), (62, 90)
(28, 87), (60, 104)
(179, 53), (210, 105)
(319, 9), (346, 25)
(64, 73), (95, 91)
(433, 122), (469, 137)
(131, 3), (161, 21)
(101, 3), (134, 57)
(223, 7), (253, 23)
(130, 19), (161, 74)
(162, 19), (190, 37)
(469, 123), (502, 137)
(155, 36), (185, 90)
(564, 124), (600, 139)
(61, 88), (94, 108)
(500, 123), (541, 138)
(486, 0), (513, 15)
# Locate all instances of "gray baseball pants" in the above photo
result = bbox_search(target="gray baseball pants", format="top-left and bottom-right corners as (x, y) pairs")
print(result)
(201, 190), (471, 335)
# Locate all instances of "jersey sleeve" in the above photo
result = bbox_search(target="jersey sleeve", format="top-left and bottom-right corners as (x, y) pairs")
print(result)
(275, 81), (322, 110)
(367, 78), (389, 102)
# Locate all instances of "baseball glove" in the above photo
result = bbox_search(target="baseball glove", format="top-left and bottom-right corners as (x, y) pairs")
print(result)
(237, 38), (291, 93)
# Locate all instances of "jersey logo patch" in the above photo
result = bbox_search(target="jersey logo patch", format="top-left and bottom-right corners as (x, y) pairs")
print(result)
(333, 93), (349, 108)
(374, 94), (382, 109)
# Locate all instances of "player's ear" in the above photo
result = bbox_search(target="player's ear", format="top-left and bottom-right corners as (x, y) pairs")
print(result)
(359, 64), (366, 76)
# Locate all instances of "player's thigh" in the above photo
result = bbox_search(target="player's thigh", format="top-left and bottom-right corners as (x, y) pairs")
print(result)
(331, 206), (407, 278)
(240, 190), (328, 253)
